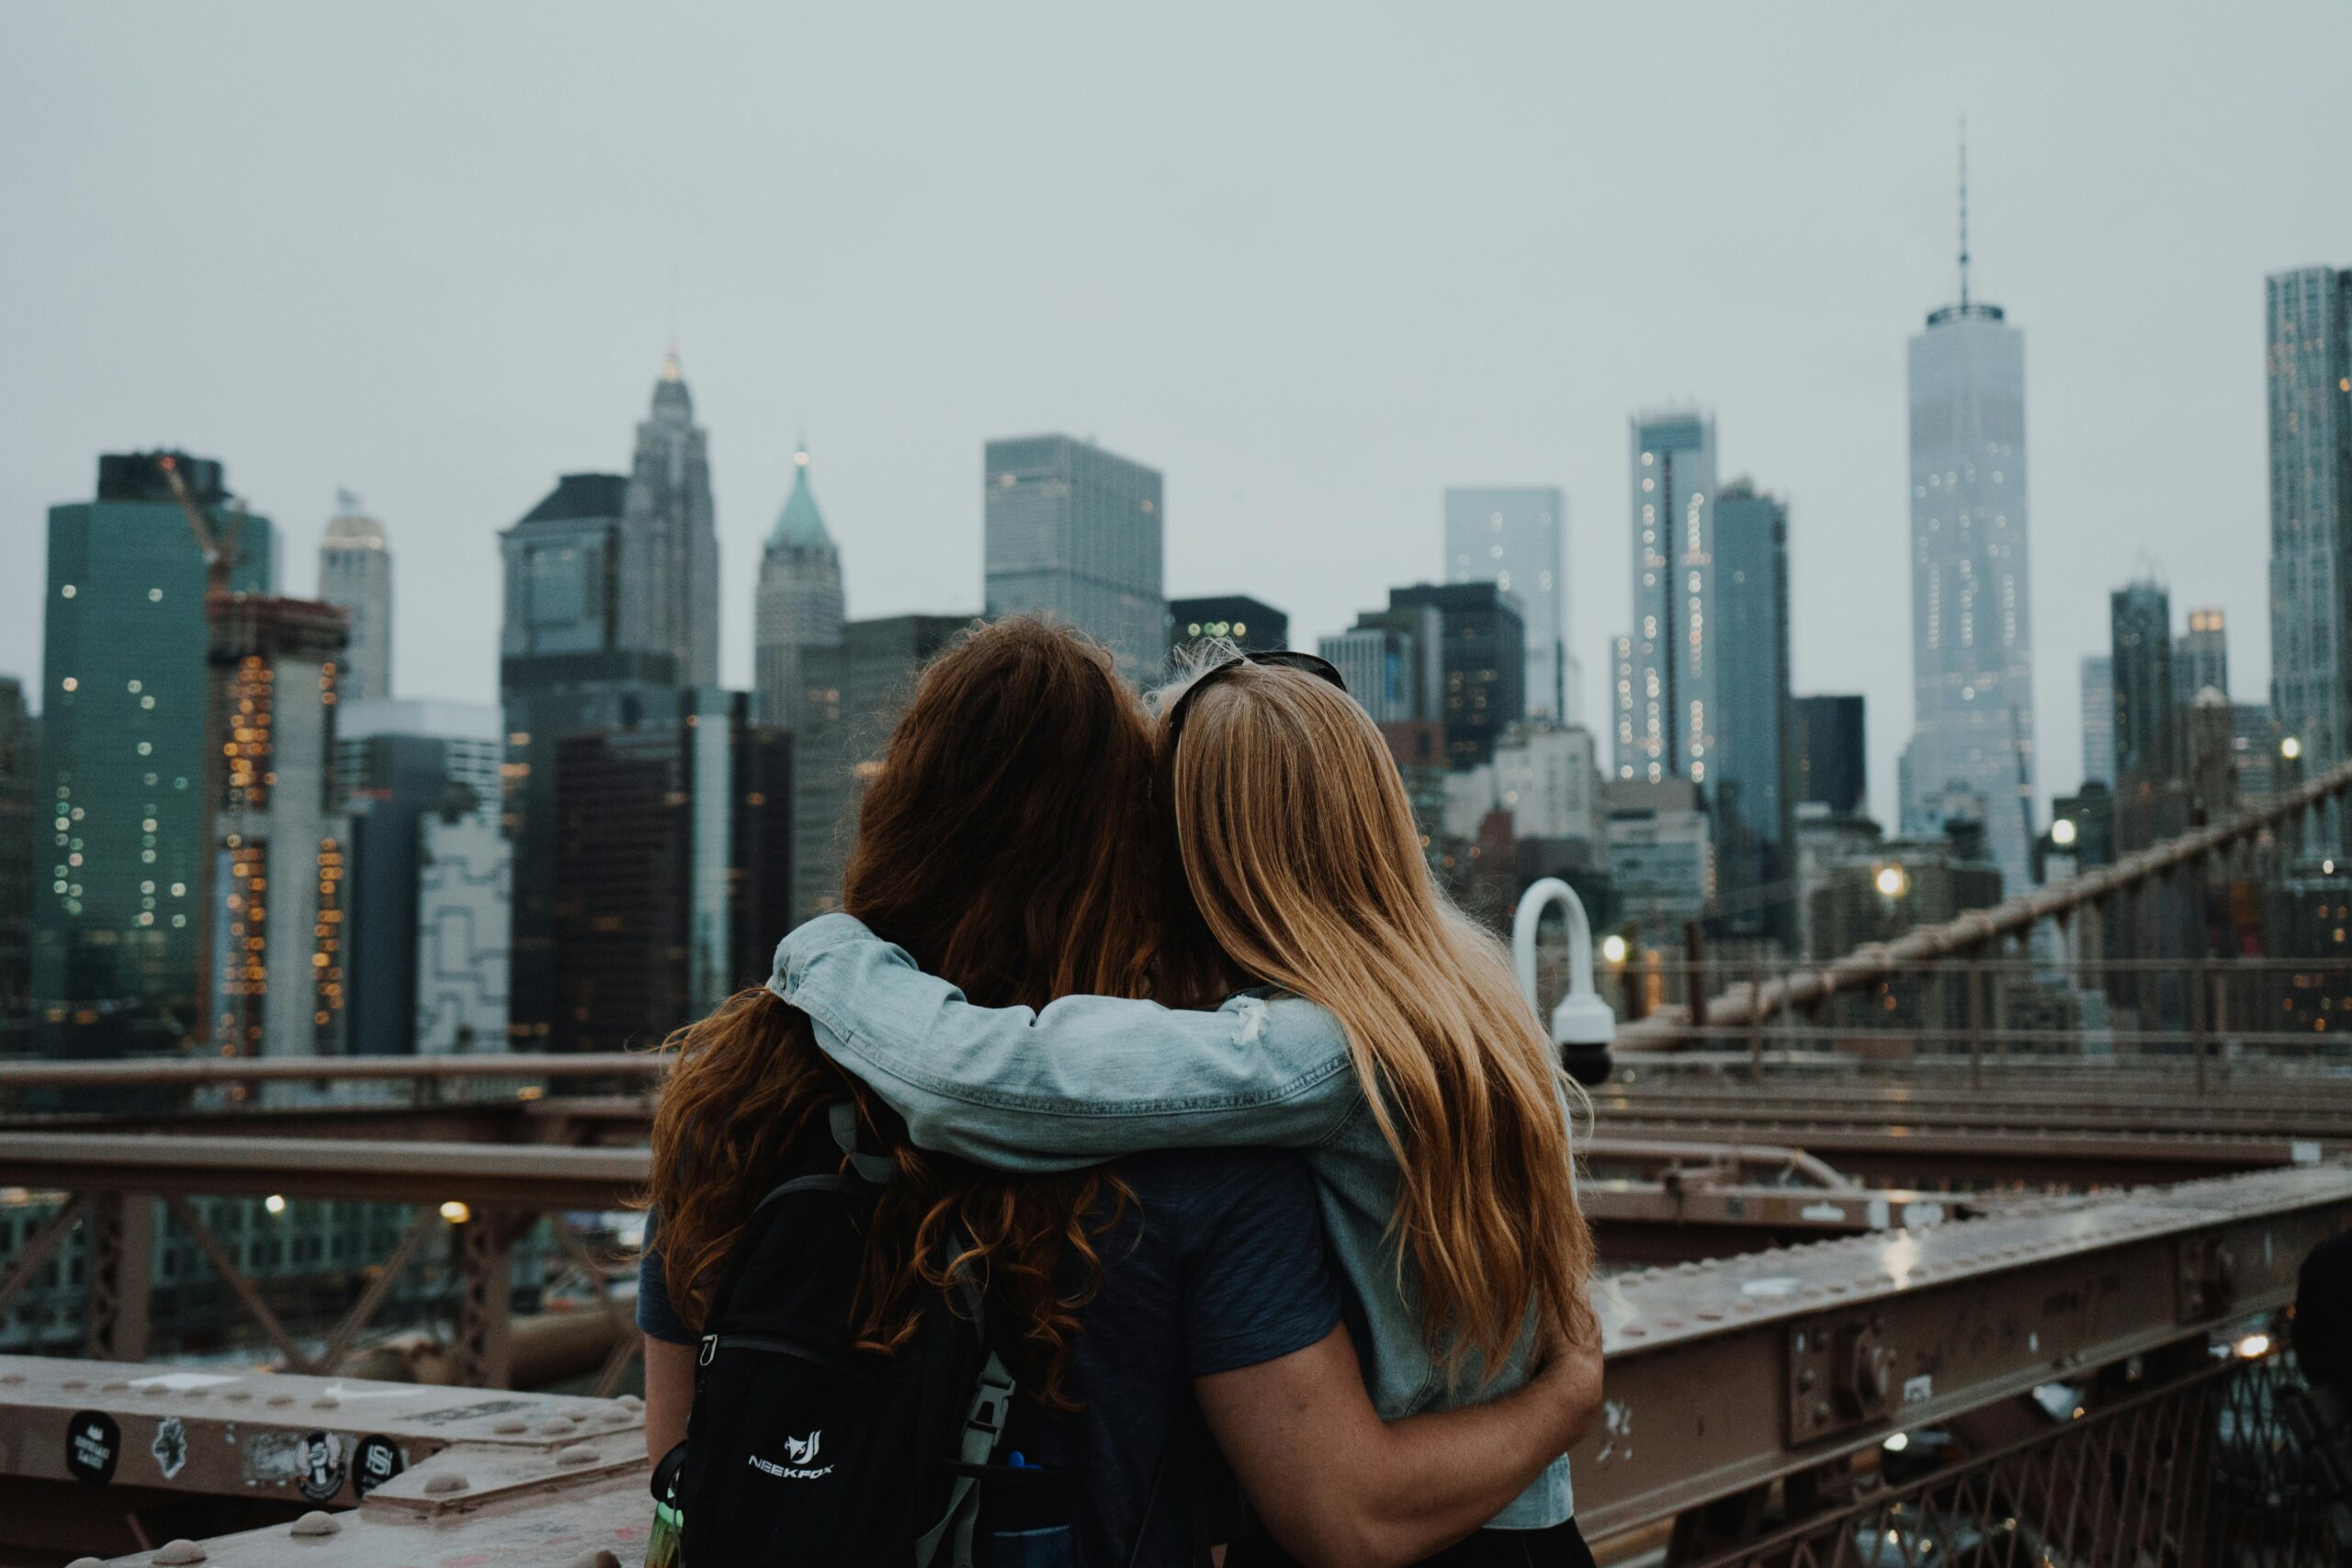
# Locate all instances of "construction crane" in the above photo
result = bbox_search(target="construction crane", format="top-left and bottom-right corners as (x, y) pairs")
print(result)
(155, 454), (243, 604)
(153, 456), (248, 1056)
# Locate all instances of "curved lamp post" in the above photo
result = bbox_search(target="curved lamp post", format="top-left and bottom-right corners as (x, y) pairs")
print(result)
(1511, 877), (1615, 1088)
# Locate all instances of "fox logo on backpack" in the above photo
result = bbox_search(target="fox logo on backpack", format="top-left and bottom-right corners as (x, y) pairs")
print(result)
(651, 1102), (1061, 1566)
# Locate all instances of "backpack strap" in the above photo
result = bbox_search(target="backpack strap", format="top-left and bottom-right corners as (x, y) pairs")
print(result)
(830, 1100), (899, 1185)
(912, 1348), (1016, 1567)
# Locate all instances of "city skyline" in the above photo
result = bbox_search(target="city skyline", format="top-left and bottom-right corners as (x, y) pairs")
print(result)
(6, 6), (2347, 824)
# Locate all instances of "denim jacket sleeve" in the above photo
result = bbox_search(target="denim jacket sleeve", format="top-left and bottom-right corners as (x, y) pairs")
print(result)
(770, 914), (1362, 1172)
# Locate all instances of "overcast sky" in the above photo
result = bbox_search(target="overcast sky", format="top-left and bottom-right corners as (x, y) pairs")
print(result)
(6, 4), (2346, 819)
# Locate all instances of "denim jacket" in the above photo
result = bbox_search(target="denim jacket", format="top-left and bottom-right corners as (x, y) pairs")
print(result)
(770, 913), (1575, 1528)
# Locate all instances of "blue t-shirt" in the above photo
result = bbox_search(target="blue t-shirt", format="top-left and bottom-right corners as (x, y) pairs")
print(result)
(640, 1146), (1342, 1566)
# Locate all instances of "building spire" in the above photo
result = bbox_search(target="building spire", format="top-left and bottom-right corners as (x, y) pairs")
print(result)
(1957, 116), (1971, 312)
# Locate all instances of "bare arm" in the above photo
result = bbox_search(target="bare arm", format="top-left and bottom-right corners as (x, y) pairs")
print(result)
(1195, 1325), (1602, 1568)
(644, 1335), (695, 1464)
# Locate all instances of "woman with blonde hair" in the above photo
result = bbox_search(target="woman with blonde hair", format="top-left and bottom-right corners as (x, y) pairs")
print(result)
(772, 648), (1602, 1564)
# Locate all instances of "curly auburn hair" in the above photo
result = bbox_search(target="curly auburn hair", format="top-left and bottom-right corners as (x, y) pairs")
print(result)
(648, 616), (1216, 1403)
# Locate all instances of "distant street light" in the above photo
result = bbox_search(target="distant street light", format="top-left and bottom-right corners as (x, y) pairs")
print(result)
(2051, 818), (2077, 847)
(1600, 933), (1630, 965)
(1874, 864), (1910, 899)
(2282, 736), (2303, 761)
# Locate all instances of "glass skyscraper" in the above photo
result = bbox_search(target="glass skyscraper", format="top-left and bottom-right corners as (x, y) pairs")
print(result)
(2111, 580), (2177, 791)
(1711, 481), (1795, 943)
(1794, 694), (1866, 816)
(499, 471), (679, 1045)
(1445, 486), (1567, 720)
(549, 689), (790, 1052)
(984, 434), (1164, 685)
(2266, 267), (2352, 773)
(2080, 656), (2115, 788)
(1623, 409), (1717, 784)
(1386, 582), (1525, 769)
(1902, 262), (2035, 892)
(36, 454), (275, 1059)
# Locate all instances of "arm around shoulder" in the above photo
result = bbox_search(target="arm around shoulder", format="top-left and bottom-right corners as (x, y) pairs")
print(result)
(772, 916), (1362, 1166)
(1196, 1325), (1601, 1568)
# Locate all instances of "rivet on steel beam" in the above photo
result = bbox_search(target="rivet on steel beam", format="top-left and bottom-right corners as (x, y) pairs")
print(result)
(101, 1379), (130, 1391)
(494, 1419), (531, 1434)
(615, 1393), (645, 1411)
(267, 1393), (295, 1406)
(537, 1418), (574, 1435)
(290, 1511), (341, 1537)
(0, 1373), (22, 1384)
(424, 1472), (470, 1495)
(61, 1378), (87, 1391)
(153, 1541), (208, 1564)
(225, 1390), (250, 1402)
(1623, 1325), (1648, 1339)
(312, 1396), (339, 1410)
(66, 1559), (106, 1568)
(557, 1445), (600, 1467)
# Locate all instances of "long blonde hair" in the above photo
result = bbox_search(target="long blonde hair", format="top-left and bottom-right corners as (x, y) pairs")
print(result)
(1155, 654), (1599, 1373)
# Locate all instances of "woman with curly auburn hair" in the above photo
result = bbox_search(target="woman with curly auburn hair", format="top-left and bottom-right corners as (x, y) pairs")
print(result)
(639, 618), (1598, 1568)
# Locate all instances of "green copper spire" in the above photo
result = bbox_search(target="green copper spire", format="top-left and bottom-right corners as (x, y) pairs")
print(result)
(766, 437), (831, 549)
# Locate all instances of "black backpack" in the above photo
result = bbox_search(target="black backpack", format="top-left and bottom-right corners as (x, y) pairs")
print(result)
(656, 1103), (1059, 1566)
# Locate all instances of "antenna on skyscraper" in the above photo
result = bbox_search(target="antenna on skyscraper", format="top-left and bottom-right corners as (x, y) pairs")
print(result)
(1957, 117), (1971, 312)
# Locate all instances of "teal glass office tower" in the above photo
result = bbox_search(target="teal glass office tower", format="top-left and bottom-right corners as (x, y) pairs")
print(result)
(35, 453), (275, 1058)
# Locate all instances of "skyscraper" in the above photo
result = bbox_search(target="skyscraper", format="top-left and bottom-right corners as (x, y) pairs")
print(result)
(318, 493), (392, 703)
(2174, 608), (2229, 703)
(2266, 266), (2352, 772)
(1319, 626), (1415, 723)
(1325, 601), (1445, 727)
(984, 435), (1164, 684)
(551, 690), (790, 1052)
(1902, 152), (2035, 892)
(2111, 580), (2177, 791)
(36, 453), (275, 1059)
(753, 440), (850, 924)
(754, 440), (845, 730)
(335, 699), (503, 1055)
(500, 471), (680, 1046)
(209, 594), (351, 1059)
(1710, 480), (1796, 942)
(415, 784), (509, 1055)
(1386, 583), (1526, 768)
(1445, 486), (1567, 719)
(0, 678), (34, 1056)
(618, 351), (721, 688)
(2080, 656), (2115, 788)
(1794, 694), (1867, 816)
(806, 615), (971, 914)
(1625, 409), (1718, 784)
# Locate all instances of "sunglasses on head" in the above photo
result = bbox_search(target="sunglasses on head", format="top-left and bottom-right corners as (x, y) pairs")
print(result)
(1162, 650), (1349, 752)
